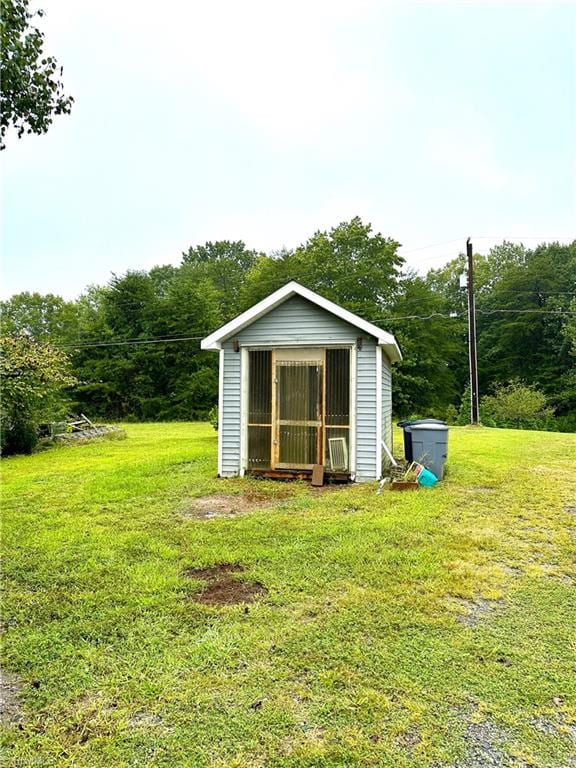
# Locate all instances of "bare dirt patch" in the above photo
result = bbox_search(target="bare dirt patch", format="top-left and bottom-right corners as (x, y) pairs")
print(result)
(128, 711), (173, 732)
(454, 596), (504, 627)
(564, 505), (576, 516)
(454, 720), (516, 768)
(0, 669), (23, 727)
(184, 563), (267, 606)
(530, 703), (576, 743)
(395, 726), (422, 750)
(501, 564), (523, 577)
(179, 493), (287, 520)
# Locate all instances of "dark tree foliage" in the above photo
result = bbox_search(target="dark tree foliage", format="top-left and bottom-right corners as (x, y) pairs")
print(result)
(2, 230), (574, 428)
(239, 218), (403, 319)
(428, 240), (576, 421)
(386, 274), (466, 417)
(182, 241), (262, 319)
(0, 0), (73, 149)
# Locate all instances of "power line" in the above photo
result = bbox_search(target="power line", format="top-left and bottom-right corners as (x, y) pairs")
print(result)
(487, 289), (576, 295)
(475, 235), (575, 242)
(476, 308), (576, 316)
(55, 335), (205, 350)
(399, 237), (467, 254)
(49, 306), (576, 349)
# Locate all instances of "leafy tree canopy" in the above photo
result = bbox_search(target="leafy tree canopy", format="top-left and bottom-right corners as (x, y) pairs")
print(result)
(0, 0), (73, 149)
(1, 291), (77, 339)
(240, 218), (403, 319)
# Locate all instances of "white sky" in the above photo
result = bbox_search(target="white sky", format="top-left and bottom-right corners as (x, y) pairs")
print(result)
(2, 0), (575, 298)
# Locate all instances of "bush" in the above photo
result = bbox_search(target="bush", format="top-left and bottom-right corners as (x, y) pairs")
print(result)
(554, 413), (576, 433)
(456, 387), (472, 425)
(444, 404), (459, 425)
(4, 416), (38, 454)
(481, 380), (553, 430)
(208, 405), (218, 431)
(1, 335), (76, 455)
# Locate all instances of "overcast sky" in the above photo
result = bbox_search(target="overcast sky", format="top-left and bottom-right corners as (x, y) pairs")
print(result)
(2, 0), (575, 299)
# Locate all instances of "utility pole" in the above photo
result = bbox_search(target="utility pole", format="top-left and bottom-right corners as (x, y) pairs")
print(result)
(466, 237), (480, 424)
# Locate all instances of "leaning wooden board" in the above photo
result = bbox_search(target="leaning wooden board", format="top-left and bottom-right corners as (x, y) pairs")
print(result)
(311, 464), (325, 487)
(389, 481), (419, 491)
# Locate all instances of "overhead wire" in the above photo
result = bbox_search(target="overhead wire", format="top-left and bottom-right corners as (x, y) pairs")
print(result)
(47, 306), (576, 350)
(54, 335), (206, 350)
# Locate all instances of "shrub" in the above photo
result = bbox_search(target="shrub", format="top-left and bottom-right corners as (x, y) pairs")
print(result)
(1, 334), (76, 455)
(480, 381), (554, 430)
(208, 405), (218, 431)
(444, 404), (458, 425)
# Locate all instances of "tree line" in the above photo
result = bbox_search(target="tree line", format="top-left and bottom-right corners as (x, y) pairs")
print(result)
(2, 219), (575, 447)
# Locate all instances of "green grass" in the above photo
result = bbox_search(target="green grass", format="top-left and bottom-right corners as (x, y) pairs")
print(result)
(2, 424), (575, 767)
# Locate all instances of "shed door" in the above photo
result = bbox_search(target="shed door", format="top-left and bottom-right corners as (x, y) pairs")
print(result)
(274, 360), (322, 469)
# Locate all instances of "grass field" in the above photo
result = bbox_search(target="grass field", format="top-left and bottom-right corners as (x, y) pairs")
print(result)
(1, 424), (575, 768)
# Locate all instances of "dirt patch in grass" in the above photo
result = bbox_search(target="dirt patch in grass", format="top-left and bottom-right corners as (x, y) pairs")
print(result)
(564, 505), (576, 516)
(394, 726), (422, 750)
(128, 711), (172, 732)
(530, 700), (576, 743)
(0, 669), (23, 727)
(179, 493), (288, 520)
(184, 563), (267, 605)
(501, 564), (523, 576)
(455, 596), (504, 627)
(454, 719), (516, 768)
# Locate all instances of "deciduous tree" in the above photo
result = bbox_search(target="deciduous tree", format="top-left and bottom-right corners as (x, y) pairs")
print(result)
(0, 0), (73, 149)
(0, 334), (76, 453)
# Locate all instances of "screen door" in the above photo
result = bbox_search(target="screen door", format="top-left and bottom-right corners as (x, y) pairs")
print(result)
(274, 360), (322, 469)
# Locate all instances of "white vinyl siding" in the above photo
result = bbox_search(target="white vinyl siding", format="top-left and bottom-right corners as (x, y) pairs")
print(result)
(381, 349), (393, 459)
(220, 340), (241, 476)
(355, 339), (378, 481)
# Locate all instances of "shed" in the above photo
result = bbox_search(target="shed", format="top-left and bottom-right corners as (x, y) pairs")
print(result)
(201, 281), (402, 482)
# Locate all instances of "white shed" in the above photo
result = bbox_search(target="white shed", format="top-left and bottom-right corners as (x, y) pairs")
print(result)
(201, 281), (401, 482)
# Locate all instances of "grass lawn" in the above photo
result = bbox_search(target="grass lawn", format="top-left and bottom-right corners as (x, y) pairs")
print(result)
(1, 424), (575, 768)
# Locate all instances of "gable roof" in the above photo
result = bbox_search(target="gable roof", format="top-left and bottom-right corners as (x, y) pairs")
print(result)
(201, 281), (402, 362)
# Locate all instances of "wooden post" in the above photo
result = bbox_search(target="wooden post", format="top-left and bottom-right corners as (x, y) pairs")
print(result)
(467, 238), (480, 424)
(271, 350), (278, 467)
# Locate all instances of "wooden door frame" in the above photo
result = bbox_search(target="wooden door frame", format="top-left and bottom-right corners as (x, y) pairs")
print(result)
(240, 343), (356, 476)
(272, 351), (324, 470)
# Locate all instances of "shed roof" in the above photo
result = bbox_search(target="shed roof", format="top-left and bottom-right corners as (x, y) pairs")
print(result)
(201, 281), (402, 362)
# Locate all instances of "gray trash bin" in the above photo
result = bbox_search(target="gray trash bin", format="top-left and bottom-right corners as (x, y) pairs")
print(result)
(398, 418), (446, 464)
(408, 421), (449, 480)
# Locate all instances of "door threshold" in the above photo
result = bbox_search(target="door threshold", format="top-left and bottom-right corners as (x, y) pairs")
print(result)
(247, 468), (352, 483)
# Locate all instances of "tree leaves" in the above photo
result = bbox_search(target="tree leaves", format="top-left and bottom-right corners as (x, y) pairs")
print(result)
(0, 334), (76, 453)
(0, 0), (73, 149)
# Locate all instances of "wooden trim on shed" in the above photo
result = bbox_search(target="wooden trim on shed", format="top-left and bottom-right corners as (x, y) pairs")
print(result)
(271, 349), (278, 467)
(320, 348), (327, 468)
(349, 344), (357, 476)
